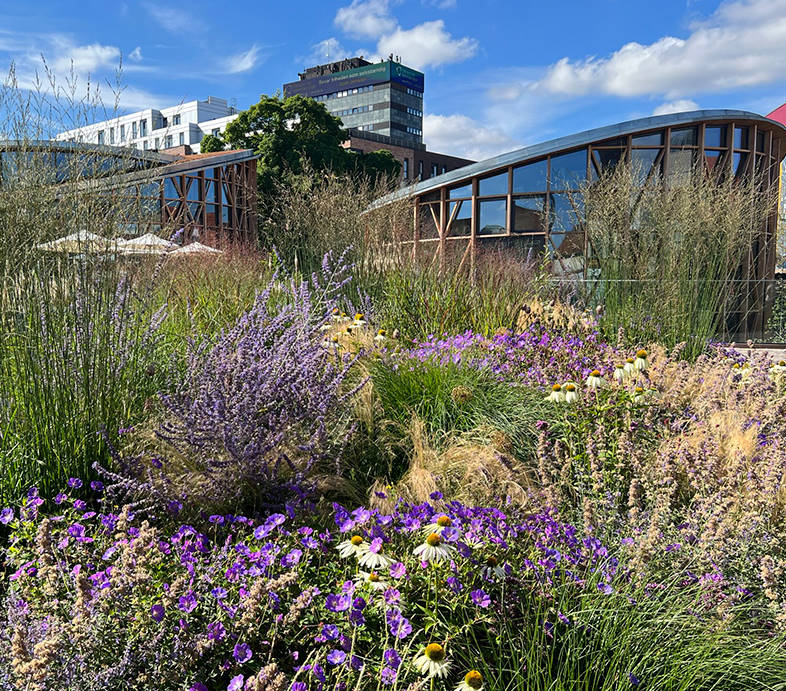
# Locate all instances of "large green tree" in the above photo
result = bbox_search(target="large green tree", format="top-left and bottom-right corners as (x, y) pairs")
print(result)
(220, 94), (401, 210)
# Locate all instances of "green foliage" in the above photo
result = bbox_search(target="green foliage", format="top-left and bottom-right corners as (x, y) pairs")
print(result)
(198, 133), (225, 153)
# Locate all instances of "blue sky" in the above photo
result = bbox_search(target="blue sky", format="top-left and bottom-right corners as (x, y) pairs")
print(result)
(2, 0), (786, 160)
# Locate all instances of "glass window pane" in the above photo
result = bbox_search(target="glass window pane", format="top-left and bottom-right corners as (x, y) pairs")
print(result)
(549, 193), (581, 234)
(734, 152), (749, 177)
(667, 148), (696, 182)
(448, 200), (471, 237)
(512, 195), (546, 233)
(186, 178), (200, 201)
(670, 127), (697, 146)
(164, 177), (178, 199)
(549, 149), (587, 189)
(478, 199), (506, 235)
(206, 204), (219, 227)
(704, 150), (726, 174)
(478, 171), (508, 196)
(593, 148), (624, 175)
(512, 159), (547, 193)
(417, 204), (440, 239)
(632, 131), (663, 146)
(597, 137), (626, 147)
(756, 131), (766, 153)
(631, 148), (661, 183)
(704, 126), (727, 148)
(734, 126), (749, 150)
(448, 183), (472, 199)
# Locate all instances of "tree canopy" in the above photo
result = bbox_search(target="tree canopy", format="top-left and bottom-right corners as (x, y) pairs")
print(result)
(218, 95), (401, 206)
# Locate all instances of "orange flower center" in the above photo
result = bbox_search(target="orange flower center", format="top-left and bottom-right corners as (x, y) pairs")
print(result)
(465, 670), (483, 689)
(426, 532), (442, 547)
(350, 535), (363, 546)
(424, 643), (445, 662)
(436, 515), (452, 527)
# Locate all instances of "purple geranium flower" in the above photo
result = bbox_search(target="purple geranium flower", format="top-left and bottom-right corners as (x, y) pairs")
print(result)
(598, 583), (614, 595)
(67, 477), (82, 489)
(471, 589), (491, 608)
(386, 608), (412, 639)
(0, 508), (13, 525)
(326, 594), (351, 612)
(383, 648), (401, 669)
(327, 649), (346, 665)
(90, 481), (104, 492)
(228, 675), (244, 691)
(150, 604), (165, 623)
(233, 642), (252, 663)
(190, 684), (208, 691)
(389, 561), (407, 579)
(178, 591), (198, 613)
(207, 621), (226, 641)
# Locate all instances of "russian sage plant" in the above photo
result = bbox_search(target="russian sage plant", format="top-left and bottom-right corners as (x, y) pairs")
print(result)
(149, 250), (366, 513)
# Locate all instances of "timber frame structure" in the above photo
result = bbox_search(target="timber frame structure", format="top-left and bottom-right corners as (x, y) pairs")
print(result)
(372, 110), (786, 339)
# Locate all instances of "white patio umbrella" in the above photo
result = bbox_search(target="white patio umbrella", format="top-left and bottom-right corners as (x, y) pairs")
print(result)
(35, 230), (116, 254)
(168, 242), (223, 256)
(116, 233), (179, 255)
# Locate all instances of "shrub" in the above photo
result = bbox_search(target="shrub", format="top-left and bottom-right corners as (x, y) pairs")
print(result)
(119, 251), (366, 516)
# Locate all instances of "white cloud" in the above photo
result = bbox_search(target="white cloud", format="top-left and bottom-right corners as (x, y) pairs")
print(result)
(306, 38), (348, 65)
(423, 0), (457, 7)
(51, 42), (120, 74)
(423, 113), (520, 161)
(144, 4), (207, 33)
(652, 99), (699, 115)
(377, 20), (477, 70)
(128, 46), (142, 62)
(222, 44), (261, 74)
(335, 0), (397, 40)
(537, 0), (786, 99)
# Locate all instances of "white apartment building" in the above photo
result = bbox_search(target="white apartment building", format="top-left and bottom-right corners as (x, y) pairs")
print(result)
(55, 96), (239, 154)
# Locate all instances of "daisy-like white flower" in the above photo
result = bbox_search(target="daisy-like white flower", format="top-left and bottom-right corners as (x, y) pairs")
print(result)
(358, 538), (393, 570)
(341, 326), (354, 338)
(337, 534), (367, 559)
(413, 532), (456, 564)
(413, 643), (451, 678)
(374, 328), (387, 342)
(350, 312), (367, 329)
(322, 335), (340, 351)
(585, 370), (603, 389)
(623, 357), (637, 376)
(456, 670), (484, 691)
(424, 514), (454, 535)
(771, 360), (786, 376)
(545, 384), (565, 403)
(331, 308), (343, 322)
(481, 555), (506, 580)
(613, 364), (627, 383)
(354, 570), (388, 591)
(634, 349), (648, 371)
(564, 382), (579, 403)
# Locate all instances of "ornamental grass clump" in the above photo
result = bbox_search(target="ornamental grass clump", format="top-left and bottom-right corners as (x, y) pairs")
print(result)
(2, 489), (784, 690)
(123, 250), (366, 515)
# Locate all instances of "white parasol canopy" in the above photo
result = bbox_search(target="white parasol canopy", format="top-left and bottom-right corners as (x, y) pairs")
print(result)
(35, 230), (116, 254)
(168, 242), (223, 256)
(116, 233), (179, 255)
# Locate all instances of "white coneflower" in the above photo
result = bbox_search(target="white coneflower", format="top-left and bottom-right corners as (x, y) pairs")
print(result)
(319, 322), (333, 331)
(357, 539), (393, 570)
(337, 534), (367, 559)
(740, 362), (752, 380)
(623, 357), (637, 376)
(354, 570), (388, 591)
(414, 643), (451, 678)
(545, 384), (565, 403)
(424, 514), (454, 535)
(481, 555), (506, 580)
(456, 670), (484, 691)
(331, 308), (343, 322)
(322, 335), (340, 351)
(632, 386), (647, 403)
(350, 312), (367, 329)
(634, 349), (648, 371)
(413, 532), (456, 564)
(771, 360), (786, 376)
(374, 328), (387, 342)
(564, 382), (579, 403)
(613, 364), (627, 383)
(585, 370), (603, 389)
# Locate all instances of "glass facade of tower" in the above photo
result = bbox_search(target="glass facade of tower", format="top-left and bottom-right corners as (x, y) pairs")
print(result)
(284, 58), (424, 147)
